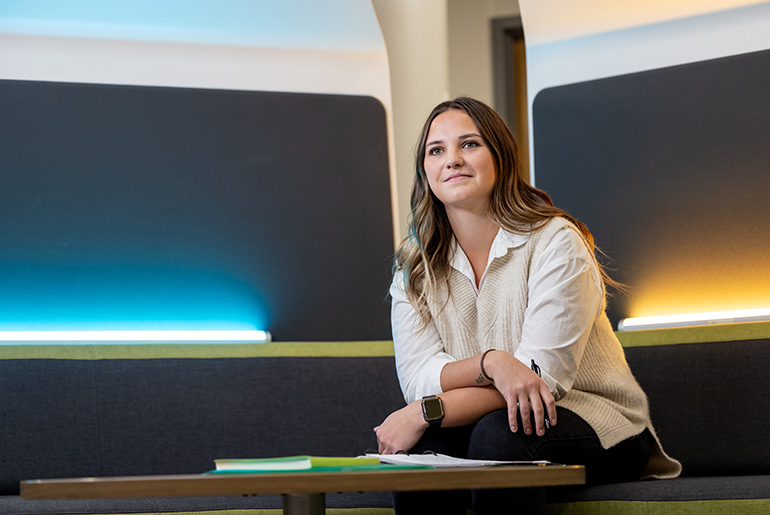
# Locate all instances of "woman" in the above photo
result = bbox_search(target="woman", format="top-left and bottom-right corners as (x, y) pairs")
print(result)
(374, 97), (680, 514)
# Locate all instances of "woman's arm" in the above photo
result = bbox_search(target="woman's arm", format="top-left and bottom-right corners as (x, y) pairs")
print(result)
(440, 350), (557, 437)
(390, 273), (456, 402)
(374, 386), (506, 454)
(513, 226), (604, 399)
(380, 275), (510, 453)
(376, 350), (555, 454)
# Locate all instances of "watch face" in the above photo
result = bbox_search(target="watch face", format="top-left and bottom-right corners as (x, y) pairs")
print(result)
(422, 396), (444, 420)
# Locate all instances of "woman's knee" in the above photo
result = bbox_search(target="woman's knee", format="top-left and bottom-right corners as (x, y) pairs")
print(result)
(467, 407), (600, 463)
(467, 409), (538, 461)
(410, 424), (474, 456)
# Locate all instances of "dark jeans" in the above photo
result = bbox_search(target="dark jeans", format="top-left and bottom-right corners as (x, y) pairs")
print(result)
(393, 407), (653, 515)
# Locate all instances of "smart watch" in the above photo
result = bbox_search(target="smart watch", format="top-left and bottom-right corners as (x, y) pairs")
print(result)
(421, 395), (445, 429)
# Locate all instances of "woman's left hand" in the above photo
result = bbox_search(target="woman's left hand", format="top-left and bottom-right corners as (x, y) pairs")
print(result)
(373, 401), (428, 454)
(484, 350), (557, 436)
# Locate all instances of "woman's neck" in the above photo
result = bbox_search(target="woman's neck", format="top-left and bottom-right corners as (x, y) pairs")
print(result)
(447, 210), (500, 287)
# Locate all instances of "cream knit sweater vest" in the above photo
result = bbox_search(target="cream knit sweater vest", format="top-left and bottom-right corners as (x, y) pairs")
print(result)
(427, 217), (681, 478)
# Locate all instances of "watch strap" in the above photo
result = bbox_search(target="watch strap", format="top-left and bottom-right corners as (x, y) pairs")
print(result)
(421, 395), (444, 429)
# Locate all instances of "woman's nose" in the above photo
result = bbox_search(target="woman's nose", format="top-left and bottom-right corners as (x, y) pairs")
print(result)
(445, 149), (463, 168)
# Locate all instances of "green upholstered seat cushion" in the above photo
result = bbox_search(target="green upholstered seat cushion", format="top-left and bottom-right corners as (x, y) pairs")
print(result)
(547, 498), (769, 515)
(0, 340), (396, 360)
(616, 321), (770, 347)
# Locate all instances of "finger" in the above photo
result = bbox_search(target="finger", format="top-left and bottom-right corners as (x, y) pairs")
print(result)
(508, 400), (519, 432)
(518, 396), (533, 435)
(541, 387), (557, 427)
(379, 439), (394, 454)
(529, 393), (546, 436)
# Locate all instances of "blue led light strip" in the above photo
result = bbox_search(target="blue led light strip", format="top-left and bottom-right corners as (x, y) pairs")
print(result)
(0, 330), (271, 344)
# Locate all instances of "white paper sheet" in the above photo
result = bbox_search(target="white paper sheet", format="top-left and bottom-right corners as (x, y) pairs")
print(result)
(364, 452), (551, 468)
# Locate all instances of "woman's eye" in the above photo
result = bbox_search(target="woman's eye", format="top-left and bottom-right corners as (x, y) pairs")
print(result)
(428, 147), (442, 156)
(462, 140), (479, 148)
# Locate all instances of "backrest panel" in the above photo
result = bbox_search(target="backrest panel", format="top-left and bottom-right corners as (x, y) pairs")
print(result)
(624, 338), (770, 476)
(0, 347), (404, 494)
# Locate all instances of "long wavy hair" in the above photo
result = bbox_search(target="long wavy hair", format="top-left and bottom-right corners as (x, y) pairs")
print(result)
(394, 97), (617, 327)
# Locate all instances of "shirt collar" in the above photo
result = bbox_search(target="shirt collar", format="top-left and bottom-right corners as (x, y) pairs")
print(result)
(449, 227), (530, 280)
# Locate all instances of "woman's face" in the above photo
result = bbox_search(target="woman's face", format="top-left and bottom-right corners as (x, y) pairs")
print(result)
(423, 109), (496, 215)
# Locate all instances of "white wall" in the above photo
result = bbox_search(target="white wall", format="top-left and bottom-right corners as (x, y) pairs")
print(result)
(0, 0), (389, 95)
(518, 0), (770, 184)
(448, 0), (520, 104)
(372, 0), (450, 243)
(373, 0), (519, 241)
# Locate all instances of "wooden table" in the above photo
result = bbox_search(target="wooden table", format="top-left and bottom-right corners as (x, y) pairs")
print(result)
(21, 465), (585, 515)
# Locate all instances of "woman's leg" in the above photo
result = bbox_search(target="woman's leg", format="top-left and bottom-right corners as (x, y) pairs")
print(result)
(467, 407), (653, 514)
(391, 425), (474, 515)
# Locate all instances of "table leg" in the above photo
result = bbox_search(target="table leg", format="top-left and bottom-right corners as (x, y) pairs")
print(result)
(282, 492), (326, 515)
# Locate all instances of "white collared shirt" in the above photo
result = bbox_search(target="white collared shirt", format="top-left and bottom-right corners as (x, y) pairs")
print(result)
(390, 226), (604, 403)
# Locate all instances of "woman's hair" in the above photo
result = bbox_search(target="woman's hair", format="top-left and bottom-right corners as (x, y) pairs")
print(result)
(394, 96), (617, 326)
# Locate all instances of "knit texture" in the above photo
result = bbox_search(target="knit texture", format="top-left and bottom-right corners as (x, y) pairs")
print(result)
(427, 217), (681, 479)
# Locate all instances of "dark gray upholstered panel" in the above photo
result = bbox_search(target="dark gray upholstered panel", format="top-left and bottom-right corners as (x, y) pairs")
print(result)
(623, 339), (770, 476)
(548, 475), (770, 503)
(0, 80), (393, 341)
(0, 356), (405, 495)
(533, 49), (770, 329)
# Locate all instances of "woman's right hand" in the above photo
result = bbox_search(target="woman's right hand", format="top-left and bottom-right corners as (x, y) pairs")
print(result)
(483, 350), (557, 436)
(373, 401), (428, 454)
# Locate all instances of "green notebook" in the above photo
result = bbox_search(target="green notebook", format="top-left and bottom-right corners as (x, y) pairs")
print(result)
(213, 455), (381, 472)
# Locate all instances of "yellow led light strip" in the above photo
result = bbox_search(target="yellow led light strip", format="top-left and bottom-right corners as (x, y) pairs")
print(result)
(0, 330), (271, 344)
(618, 308), (770, 331)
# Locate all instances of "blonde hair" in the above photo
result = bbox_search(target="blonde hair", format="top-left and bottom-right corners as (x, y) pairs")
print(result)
(395, 97), (616, 327)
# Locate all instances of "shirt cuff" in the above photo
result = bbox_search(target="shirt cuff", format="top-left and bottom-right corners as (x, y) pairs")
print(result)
(405, 352), (456, 403)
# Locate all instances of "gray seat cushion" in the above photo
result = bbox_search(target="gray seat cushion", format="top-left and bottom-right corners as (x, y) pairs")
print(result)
(1, 491), (394, 514)
(548, 475), (770, 503)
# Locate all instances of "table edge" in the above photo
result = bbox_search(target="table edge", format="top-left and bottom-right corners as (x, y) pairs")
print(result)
(21, 465), (586, 499)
